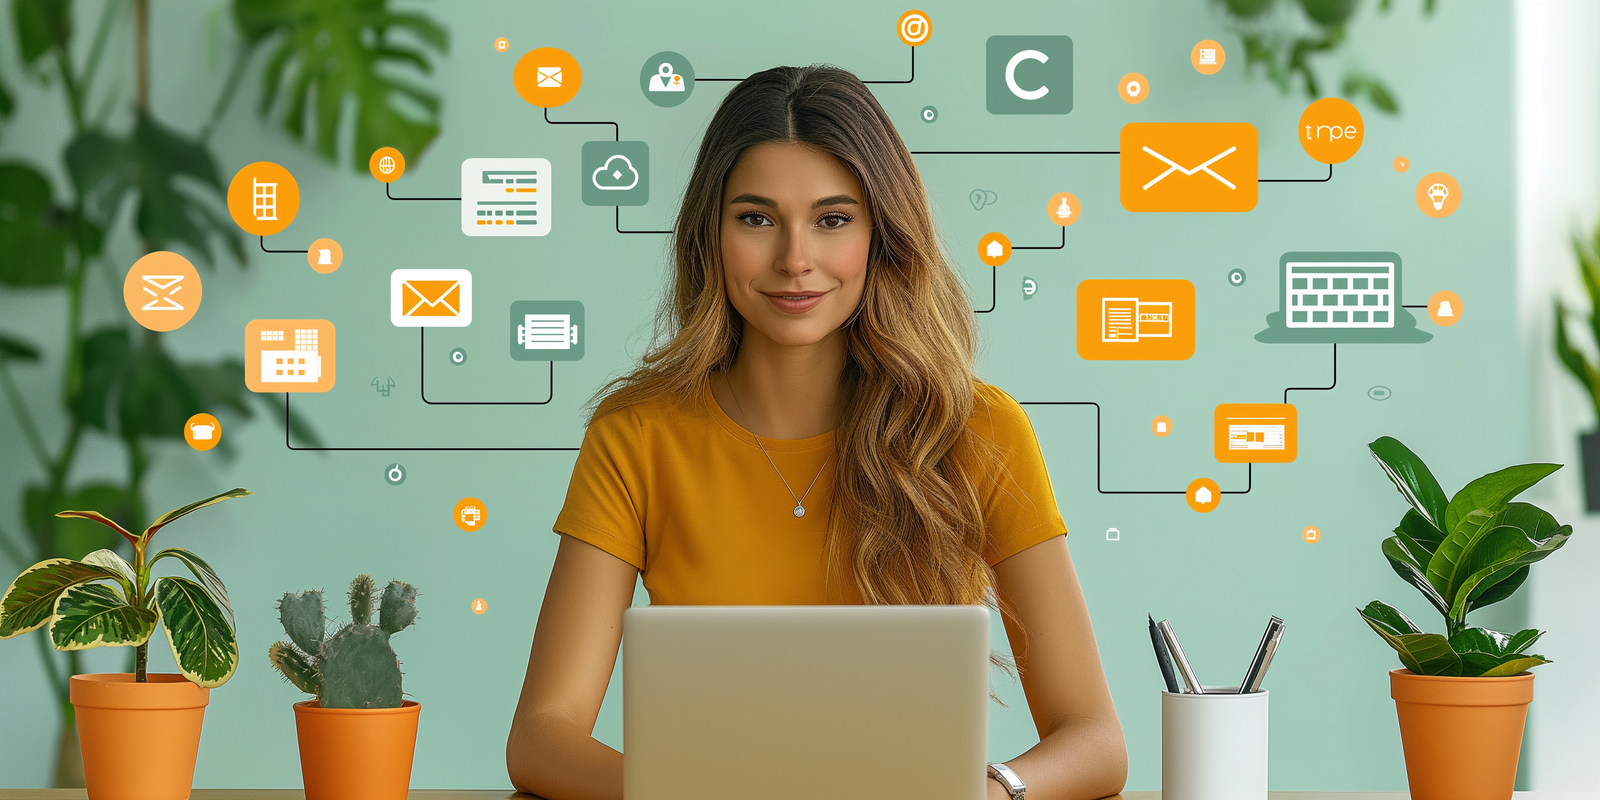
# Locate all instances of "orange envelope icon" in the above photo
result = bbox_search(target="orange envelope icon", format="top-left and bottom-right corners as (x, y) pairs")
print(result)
(1120, 123), (1258, 212)
(390, 269), (472, 327)
(1214, 403), (1297, 463)
(1076, 279), (1195, 360)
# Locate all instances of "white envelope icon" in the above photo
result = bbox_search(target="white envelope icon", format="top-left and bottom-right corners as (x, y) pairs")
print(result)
(537, 67), (562, 88)
(1142, 146), (1239, 190)
(141, 275), (184, 311)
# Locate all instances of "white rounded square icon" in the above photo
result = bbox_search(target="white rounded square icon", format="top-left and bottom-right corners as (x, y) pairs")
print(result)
(391, 269), (472, 328)
(462, 158), (551, 236)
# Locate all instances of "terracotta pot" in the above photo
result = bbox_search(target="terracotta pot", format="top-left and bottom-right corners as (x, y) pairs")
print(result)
(1390, 668), (1534, 800)
(293, 700), (421, 800)
(70, 673), (209, 800)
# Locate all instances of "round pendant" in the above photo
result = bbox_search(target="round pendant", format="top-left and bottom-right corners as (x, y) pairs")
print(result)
(793, 505), (806, 518)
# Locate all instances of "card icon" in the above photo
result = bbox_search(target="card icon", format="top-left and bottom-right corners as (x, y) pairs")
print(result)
(1213, 404), (1298, 464)
(1119, 123), (1258, 212)
(391, 269), (472, 327)
(462, 158), (551, 236)
(1076, 279), (1194, 360)
(510, 301), (584, 362)
(582, 141), (649, 207)
(245, 319), (336, 393)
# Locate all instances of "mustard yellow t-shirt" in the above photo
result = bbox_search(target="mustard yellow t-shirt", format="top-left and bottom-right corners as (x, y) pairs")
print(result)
(553, 382), (1066, 605)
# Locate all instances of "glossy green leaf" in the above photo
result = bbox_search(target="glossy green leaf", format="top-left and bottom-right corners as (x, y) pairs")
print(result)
(1369, 437), (1449, 532)
(1396, 508), (1445, 554)
(1449, 626), (1511, 656)
(0, 162), (67, 286)
(1442, 463), (1561, 534)
(80, 549), (135, 594)
(1358, 600), (1421, 636)
(1360, 604), (1461, 675)
(1480, 656), (1550, 678)
(50, 582), (155, 650)
(0, 558), (122, 638)
(1449, 526), (1572, 620)
(1427, 507), (1501, 603)
(142, 488), (252, 543)
(1506, 628), (1544, 655)
(151, 548), (234, 625)
(1501, 502), (1564, 543)
(1381, 537), (1448, 617)
(1467, 565), (1529, 613)
(155, 577), (238, 687)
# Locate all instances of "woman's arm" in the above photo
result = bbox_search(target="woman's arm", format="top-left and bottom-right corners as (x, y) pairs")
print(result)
(506, 534), (640, 799)
(989, 534), (1128, 800)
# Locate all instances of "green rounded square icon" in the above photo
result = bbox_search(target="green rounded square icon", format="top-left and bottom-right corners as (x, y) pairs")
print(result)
(582, 141), (649, 207)
(510, 301), (585, 361)
(986, 36), (1073, 115)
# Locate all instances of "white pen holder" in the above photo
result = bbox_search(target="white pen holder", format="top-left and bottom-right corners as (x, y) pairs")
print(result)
(1161, 688), (1268, 800)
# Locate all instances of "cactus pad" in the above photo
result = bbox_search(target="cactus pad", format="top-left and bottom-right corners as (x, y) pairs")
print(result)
(276, 590), (325, 655)
(319, 624), (404, 709)
(348, 575), (375, 626)
(379, 581), (418, 635)
(267, 641), (321, 695)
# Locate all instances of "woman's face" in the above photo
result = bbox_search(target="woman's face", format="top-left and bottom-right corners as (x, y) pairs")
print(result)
(720, 142), (873, 349)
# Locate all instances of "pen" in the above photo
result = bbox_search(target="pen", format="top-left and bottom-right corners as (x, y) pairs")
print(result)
(1239, 616), (1285, 694)
(1157, 619), (1204, 694)
(1148, 614), (1181, 693)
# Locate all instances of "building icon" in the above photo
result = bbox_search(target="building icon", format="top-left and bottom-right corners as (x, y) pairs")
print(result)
(259, 328), (321, 383)
(253, 177), (278, 221)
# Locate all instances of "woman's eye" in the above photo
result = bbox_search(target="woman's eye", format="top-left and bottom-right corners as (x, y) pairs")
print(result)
(817, 213), (853, 229)
(737, 212), (772, 227)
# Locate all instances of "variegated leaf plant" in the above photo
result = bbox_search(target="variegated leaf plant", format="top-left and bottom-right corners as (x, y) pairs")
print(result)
(0, 488), (251, 688)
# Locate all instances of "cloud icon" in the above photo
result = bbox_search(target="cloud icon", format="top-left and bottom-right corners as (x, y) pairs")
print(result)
(592, 155), (639, 191)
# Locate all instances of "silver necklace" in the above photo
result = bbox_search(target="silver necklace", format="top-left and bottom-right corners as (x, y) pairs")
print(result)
(725, 376), (833, 518)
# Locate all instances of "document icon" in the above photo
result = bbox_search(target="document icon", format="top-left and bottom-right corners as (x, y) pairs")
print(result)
(245, 319), (336, 393)
(1119, 123), (1258, 212)
(461, 158), (551, 237)
(509, 301), (585, 362)
(1213, 404), (1297, 463)
(1076, 280), (1194, 360)
(390, 269), (472, 328)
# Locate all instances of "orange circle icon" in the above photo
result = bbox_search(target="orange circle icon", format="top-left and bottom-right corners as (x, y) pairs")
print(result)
(1186, 478), (1221, 513)
(1303, 525), (1321, 543)
(978, 232), (1012, 267)
(1046, 192), (1080, 227)
(123, 251), (202, 331)
(454, 497), (487, 532)
(184, 413), (220, 451)
(513, 47), (582, 108)
(1191, 40), (1225, 74)
(1298, 97), (1364, 164)
(472, 598), (487, 615)
(1428, 290), (1463, 327)
(494, 37), (509, 53)
(307, 238), (343, 273)
(897, 10), (931, 46)
(368, 147), (405, 183)
(226, 161), (299, 237)
(1415, 172), (1460, 218)
(1118, 72), (1149, 104)
(1151, 416), (1173, 437)
(1394, 156), (1410, 173)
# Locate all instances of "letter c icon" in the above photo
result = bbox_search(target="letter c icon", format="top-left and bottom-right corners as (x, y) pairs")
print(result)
(1006, 49), (1050, 101)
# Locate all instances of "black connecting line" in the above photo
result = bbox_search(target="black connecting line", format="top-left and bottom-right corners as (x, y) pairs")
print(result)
(543, 107), (619, 142)
(283, 394), (578, 452)
(1283, 343), (1337, 405)
(973, 266), (996, 314)
(1013, 227), (1066, 250)
(911, 149), (1118, 156)
(699, 45), (915, 84)
(386, 183), (459, 201)
(1401, 303), (1427, 309)
(420, 329), (552, 405)
(259, 235), (307, 254)
(1019, 401), (1252, 495)
(1260, 163), (1333, 183)
(616, 206), (672, 235)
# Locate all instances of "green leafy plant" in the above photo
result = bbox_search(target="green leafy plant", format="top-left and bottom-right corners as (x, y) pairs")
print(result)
(268, 575), (418, 708)
(1553, 216), (1600, 424)
(1359, 437), (1571, 677)
(0, 489), (251, 687)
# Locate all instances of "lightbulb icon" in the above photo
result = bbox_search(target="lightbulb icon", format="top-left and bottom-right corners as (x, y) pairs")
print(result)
(1427, 183), (1449, 210)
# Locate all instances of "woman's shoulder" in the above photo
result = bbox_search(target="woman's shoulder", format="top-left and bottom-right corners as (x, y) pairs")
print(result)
(588, 387), (713, 438)
(969, 382), (1034, 443)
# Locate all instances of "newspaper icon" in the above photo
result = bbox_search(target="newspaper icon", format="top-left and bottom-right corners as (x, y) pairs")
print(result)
(461, 158), (551, 237)
(1101, 297), (1172, 343)
(509, 301), (585, 362)
(518, 314), (577, 350)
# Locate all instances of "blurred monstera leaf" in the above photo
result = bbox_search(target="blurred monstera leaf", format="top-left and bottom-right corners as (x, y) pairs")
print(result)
(234, 0), (447, 171)
(64, 113), (242, 267)
(0, 162), (100, 287)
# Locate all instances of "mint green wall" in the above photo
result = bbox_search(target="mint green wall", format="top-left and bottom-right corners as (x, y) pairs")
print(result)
(0, 0), (1521, 791)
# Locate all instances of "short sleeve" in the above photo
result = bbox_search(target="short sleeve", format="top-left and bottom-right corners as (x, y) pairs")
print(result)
(553, 406), (648, 569)
(970, 384), (1068, 565)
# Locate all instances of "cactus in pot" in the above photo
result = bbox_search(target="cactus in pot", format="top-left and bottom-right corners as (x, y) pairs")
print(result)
(267, 575), (417, 708)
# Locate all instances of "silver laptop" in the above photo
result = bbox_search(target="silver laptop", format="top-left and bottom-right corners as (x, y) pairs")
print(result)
(623, 605), (990, 800)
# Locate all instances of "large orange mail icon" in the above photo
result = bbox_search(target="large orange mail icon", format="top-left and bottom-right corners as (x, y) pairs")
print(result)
(1120, 123), (1258, 212)
(390, 269), (472, 327)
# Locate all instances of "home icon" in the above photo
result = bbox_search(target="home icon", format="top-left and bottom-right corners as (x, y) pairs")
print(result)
(1193, 486), (1213, 505)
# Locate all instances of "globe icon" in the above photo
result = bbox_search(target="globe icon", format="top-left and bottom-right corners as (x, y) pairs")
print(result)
(379, 155), (396, 174)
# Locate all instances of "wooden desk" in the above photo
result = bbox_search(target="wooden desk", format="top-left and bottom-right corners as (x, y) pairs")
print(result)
(3, 792), (1596, 799)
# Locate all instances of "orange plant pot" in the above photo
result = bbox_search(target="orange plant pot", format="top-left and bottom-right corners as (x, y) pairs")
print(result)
(293, 700), (421, 800)
(70, 673), (209, 800)
(1390, 668), (1534, 800)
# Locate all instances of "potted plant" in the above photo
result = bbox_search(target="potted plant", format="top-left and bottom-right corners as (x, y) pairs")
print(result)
(1553, 216), (1600, 510)
(0, 488), (250, 800)
(268, 575), (421, 800)
(1359, 437), (1572, 800)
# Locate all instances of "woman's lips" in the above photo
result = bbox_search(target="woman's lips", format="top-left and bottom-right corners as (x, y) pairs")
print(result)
(762, 291), (828, 314)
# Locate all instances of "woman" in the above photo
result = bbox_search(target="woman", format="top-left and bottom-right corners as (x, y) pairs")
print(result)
(506, 65), (1127, 800)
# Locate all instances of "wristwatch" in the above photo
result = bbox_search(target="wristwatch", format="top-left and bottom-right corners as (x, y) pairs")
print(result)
(987, 762), (1025, 800)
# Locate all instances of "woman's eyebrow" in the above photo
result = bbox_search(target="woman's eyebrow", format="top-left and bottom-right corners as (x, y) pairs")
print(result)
(727, 193), (775, 207)
(812, 195), (858, 208)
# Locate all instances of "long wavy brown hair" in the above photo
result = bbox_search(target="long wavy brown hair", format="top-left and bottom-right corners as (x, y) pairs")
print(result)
(594, 65), (1005, 615)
